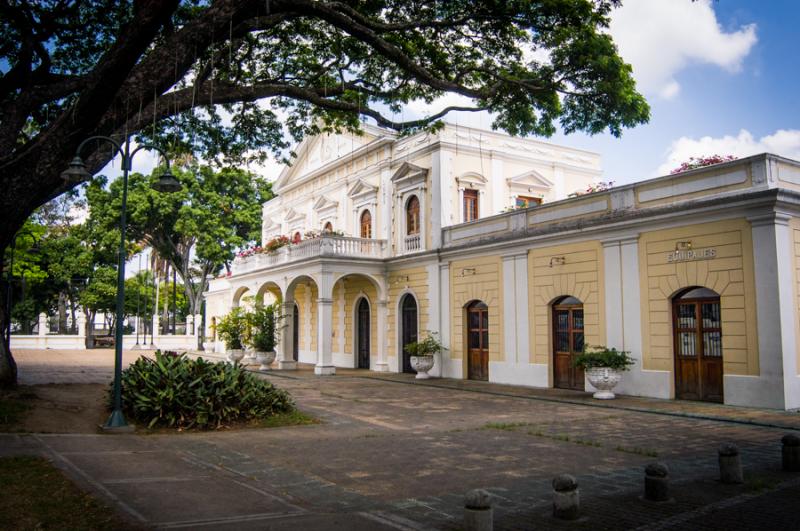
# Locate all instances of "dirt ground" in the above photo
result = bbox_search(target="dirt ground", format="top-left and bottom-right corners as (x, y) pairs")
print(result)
(4, 384), (108, 434)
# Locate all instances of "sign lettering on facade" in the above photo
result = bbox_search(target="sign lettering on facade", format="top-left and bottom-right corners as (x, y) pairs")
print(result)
(667, 248), (716, 263)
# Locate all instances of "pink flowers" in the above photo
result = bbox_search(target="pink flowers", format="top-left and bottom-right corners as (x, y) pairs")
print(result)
(670, 155), (737, 174)
(569, 181), (614, 198)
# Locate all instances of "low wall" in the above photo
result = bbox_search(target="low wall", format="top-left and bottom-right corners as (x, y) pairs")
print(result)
(11, 334), (198, 351)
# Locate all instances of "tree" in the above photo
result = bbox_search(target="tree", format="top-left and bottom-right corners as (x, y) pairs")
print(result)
(0, 0), (649, 386)
(86, 165), (270, 325)
(79, 266), (119, 340)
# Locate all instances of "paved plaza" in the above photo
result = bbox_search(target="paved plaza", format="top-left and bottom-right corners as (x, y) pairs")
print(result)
(2, 349), (800, 529)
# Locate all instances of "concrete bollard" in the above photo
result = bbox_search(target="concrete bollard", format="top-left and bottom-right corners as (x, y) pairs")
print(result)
(782, 434), (800, 472)
(463, 489), (493, 531)
(552, 474), (580, 520)
(718, 443), (743, 484)
(644, 462), (670, 502)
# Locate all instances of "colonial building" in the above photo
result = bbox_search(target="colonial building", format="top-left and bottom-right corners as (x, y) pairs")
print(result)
(204, 124), (800, 410)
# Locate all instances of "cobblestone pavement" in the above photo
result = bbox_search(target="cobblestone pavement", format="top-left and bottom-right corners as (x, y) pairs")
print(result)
(2, 350), (800, 529)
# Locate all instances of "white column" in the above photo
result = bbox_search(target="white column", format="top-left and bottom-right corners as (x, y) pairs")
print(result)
(514, 254), (530, 364)
(745, 214), (798, 409)
(194, 313), (202, 342)
(151, 314), (159, 348)
(491, 157), (504, 214)
(375, 300), (389, 372)
(186, 314), (194, 336)
(602, 240), (624, 349)
(77, 312), (87, 338)
(315, 272), (336, 375)
(502, 255), (518, 363)
(279, 301), (297, 370)
(38, 312), (47, 336)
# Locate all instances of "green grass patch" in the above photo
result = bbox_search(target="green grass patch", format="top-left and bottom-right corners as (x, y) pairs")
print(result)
(256, 410), (318, 428)
(526, 429), (603, 448)
(614, 445), (659, 457)
(0, 456), (136, 530)
(0, 393), (34, 431)
(745, 476), (779, 493)
(482, 421), (532, 431)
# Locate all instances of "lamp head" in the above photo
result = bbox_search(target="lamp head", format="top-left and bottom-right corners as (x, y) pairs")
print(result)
(151, 169), (182, 193)
(61, 156), (91, 183)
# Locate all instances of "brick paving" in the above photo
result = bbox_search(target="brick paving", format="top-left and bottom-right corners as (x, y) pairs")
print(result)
(2, 349), (800, 529)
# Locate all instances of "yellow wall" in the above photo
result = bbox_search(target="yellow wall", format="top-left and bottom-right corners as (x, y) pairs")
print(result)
(449, 256), (503, 375)
(638, 219), (759, 375)
(293, 283), (318, 352)
(528, 242), (605, 370)
(341, 277), (378, 358)
(387, 267), (430, 360)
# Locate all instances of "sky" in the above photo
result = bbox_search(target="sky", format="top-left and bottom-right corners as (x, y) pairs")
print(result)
(104, 0), (800, 189)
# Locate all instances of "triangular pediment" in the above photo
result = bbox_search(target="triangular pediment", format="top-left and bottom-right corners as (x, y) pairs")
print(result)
(312, 196), (339, 212)
(508, 170), (554, 189)
(347, 178), (378, 199)
(391, 162), (428, 184)
(274, 125), (392, 192)
(284, 208), (306, 222)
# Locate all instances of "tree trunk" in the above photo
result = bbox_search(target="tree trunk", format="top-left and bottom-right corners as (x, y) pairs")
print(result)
(0, 273), (18, 388)
(58, 292), (68, 333)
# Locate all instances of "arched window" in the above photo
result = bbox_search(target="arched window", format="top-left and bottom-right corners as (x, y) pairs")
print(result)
(406, 195), (420, 235)
(323, 221), (333, 233)
(463, 188), (479, 222)
(360, 210), (372, 239)
(292, 231), (302, 243)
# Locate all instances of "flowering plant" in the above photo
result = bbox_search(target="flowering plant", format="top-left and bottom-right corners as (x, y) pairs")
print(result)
(568, 181), (614, 198)
(264, 235), (291, 252)
(236, 246), (263, 259)
(670, 155), (737, 174)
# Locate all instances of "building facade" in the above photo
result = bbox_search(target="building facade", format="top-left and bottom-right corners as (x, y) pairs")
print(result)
(204, 124), (800, 410)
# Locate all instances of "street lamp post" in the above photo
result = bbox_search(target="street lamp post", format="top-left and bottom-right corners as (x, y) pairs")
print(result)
(62, 136), (181, 430)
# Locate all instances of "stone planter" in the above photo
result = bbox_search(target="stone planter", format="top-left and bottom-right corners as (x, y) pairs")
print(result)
(255, 350), (276, 371)
(585, 367), (622, 399)
(245, 349), (257, 361)
(227, 348), (244, 363)
(410, 355), (435, 379)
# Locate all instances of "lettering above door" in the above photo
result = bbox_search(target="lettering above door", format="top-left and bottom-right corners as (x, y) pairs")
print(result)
(667, 248), (716, 263)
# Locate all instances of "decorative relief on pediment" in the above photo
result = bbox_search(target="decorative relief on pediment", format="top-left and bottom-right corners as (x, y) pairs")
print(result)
(507, 170), (554, 190)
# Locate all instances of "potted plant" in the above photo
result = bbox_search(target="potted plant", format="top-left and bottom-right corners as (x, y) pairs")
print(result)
(248, 303), (280, 371)
(573, 345), (635, 399)
(216, 307), (248, 363)
(403, 331), (443, 379)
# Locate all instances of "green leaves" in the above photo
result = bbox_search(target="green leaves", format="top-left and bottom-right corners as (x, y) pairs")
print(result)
(116, 350), (294, 430)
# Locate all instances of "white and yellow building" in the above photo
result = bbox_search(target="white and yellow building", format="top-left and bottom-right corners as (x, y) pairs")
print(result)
(204, 123), (800, 410)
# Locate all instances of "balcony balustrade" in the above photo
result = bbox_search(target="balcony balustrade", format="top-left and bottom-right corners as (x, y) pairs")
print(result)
(404, 233), (421, 252)
(232, 235), (388, 275)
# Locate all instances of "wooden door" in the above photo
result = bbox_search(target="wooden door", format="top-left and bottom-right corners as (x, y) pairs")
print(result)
(360, 210), (372, 238)
(553, 302), (585, 390)
(292, 303), (299, 361)
(467, 301), (489, 381)
(673, 295), (723, 402)
(463, 189), (479, 222)
(356, 298), (370, 369)
(401, 295), (418, 373)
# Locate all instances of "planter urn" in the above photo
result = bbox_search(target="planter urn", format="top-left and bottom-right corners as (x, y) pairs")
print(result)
(410, 354), (435, 379)
(255, 350), (276, 371)
(227, 348), (245, 363)
(585, 367), (622, 399)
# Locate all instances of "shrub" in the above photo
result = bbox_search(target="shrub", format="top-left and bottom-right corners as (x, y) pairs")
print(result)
(403, 331), (443, 357)
(117, 351), (294, 429)
(573, 345), (635, 371)
(248, 303), (280, 352)
(216, 307), (248, 350)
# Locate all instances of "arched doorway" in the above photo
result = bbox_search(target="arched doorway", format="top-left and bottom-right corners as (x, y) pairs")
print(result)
(292, 302), (299, 361)
(355, 297), (370, 369)
(323, 221), (333, 233)
(360, 210), (372, 238)
(553, 296), (584, 391)
(466, 301), (489, 381)
(673, 287), (723, 402)
(400, 294), (418, 373)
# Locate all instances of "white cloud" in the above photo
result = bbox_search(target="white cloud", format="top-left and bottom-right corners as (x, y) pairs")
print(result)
(609, 0), (757, 99)
(658, 129), (800, 174)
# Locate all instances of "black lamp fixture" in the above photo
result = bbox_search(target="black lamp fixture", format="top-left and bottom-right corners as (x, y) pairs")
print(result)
(151, 168), (182, 193)
(60, 156), (91, 183)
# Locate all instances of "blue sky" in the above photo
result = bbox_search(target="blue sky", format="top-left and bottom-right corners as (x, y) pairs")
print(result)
(406, 0), (800, 185)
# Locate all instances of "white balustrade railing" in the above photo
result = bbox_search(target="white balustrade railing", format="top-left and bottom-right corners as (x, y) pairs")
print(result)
(404, 233), (421, 252)
(232, 235), (387, 274)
